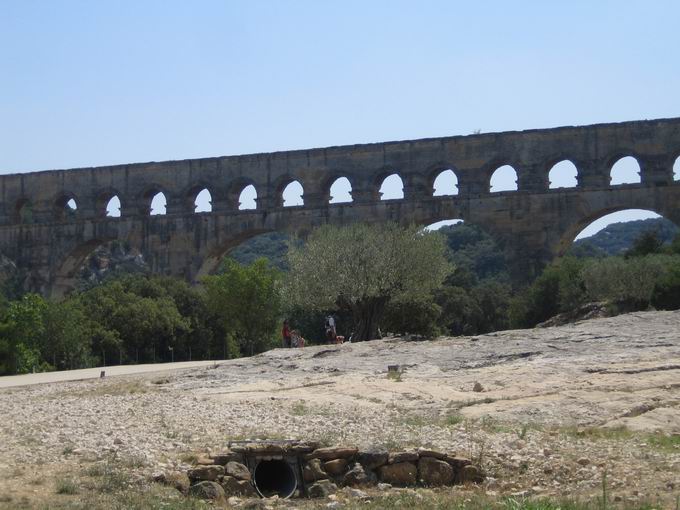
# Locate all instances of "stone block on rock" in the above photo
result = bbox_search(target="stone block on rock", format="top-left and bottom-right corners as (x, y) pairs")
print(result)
(187, 465), (224, 482)
(306, 447), (358, 461)
(211, 450), (244, 465)
(323, 458), (348, 475)
(418, 456), (454, 486)
(225, 461), (251, 481)
(417, 448), (447, 460)
(378, 462), (417, 485)
(388, 451), (419, 464)
(357, 450), (388, 470)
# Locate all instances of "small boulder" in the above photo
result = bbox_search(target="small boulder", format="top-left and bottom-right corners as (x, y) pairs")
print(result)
(388, 451), (419, 464)
(418, 456), (454, 486)
(187, 465), (224, 482)
(458, 464), (485, 484)
(472, 382), (484, 392)
(308, 479), (338, 498)
(576, 457), (590, 466)
(222, 475), (255, 496)
(357, 450), (389, 470)
(303, 458), (327, 483)
(343, 462), (377, 487)
(323, 458), (348, 476)
(188, 481), (225, 501)
(226, 461), (251, 481)
(378, 462), (417, 485)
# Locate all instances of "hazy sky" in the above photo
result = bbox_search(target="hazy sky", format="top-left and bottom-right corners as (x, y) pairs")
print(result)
(2, 1), (679, 238)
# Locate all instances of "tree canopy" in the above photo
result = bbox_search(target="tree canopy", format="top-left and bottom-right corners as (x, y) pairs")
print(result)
(285, 223), (452, 340)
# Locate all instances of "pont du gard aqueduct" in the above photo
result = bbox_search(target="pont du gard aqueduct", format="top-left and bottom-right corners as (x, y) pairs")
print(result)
(2, 117), (680, 297)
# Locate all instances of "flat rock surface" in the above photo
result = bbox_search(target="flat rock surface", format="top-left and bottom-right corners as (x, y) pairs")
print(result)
(1, 310), (679, 507)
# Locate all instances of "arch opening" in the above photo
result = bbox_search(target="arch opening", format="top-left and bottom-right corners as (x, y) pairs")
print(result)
(490, 165), (518, 192)
(432, 169), (459, 196)
(379, 173), (404, 200)
(567, 209), (679, 258)
(674, 156), (680, 181)
(548, 160), (578, 189)
(194, 188), (212, 213)
(282, 181), (304, 207)
(329, 177), (353, 203)
(238, 185), (257, 210)
(106, 196), (122, 217)
(610, 156), (641, 185)
(55, 195), (78, 220)
(149, 192), (167, 216)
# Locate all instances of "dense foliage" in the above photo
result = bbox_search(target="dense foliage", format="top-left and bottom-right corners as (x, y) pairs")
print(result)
(1, 219), (679, 376)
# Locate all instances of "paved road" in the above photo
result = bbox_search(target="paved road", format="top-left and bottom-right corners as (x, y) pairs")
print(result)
(0, 360), (227, 389)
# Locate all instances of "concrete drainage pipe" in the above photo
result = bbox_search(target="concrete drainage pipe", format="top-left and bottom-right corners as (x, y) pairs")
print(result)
(253, 459), (297, 498)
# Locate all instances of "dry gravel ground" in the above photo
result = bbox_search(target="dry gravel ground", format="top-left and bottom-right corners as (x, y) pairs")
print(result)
(0, 310), (679, 508)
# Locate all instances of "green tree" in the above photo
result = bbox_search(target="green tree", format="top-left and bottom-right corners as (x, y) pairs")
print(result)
(203, 258), (282, 356)
(285, 223), (452, 341)
(626, 230), (664, 258)
(0, 294), (48, 374)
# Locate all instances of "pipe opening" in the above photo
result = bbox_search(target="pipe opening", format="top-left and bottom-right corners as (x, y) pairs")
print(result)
(253, 459), (297, 499)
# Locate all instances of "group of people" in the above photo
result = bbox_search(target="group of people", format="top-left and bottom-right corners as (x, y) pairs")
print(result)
(281, 315), (346, 348)
(281, 319), (305, 348)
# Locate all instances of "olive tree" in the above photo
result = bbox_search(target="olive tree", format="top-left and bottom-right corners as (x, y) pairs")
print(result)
(285, 223), (452, 341)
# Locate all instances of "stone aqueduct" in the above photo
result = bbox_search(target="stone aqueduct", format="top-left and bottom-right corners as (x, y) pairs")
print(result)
(2, 117), (680, 297)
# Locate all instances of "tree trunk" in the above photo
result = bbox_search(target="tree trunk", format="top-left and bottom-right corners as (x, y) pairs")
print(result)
(352, 296), (388, 341)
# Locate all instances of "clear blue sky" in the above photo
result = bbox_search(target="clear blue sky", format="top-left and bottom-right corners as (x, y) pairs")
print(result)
(2, 1), (679, 237)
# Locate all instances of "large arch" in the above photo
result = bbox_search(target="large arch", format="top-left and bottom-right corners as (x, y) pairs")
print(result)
(51, 238), (117, 297)
(556, 206), (677, 257)
(193, 228), (275, 281)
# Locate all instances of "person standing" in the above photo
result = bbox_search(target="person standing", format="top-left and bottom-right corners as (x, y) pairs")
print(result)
(324, 315), (337, 344)
(282, 319), (292, 348)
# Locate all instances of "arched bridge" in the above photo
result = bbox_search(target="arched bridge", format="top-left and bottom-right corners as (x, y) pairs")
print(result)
(2, 117), (680, 297)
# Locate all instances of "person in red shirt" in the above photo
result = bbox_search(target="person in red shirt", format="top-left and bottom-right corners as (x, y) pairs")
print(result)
(282, 319), (292, 348)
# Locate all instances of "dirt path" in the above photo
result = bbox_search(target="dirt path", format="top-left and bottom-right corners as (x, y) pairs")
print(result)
(0, 360), (226, 389)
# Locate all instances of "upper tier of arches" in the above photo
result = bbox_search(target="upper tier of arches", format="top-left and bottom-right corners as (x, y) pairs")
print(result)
(6, 150), (679, 224)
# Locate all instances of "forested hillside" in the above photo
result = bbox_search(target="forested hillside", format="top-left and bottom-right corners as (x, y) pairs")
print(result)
(572, 217), (678, 257)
